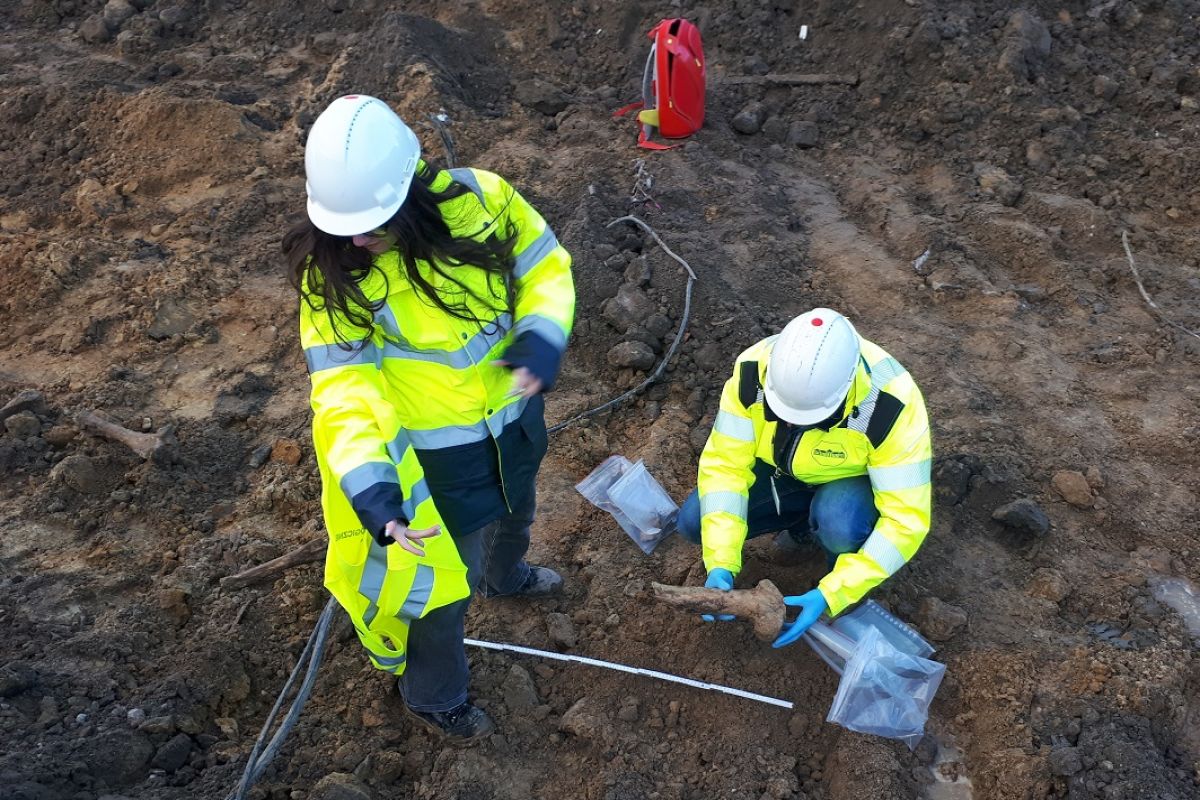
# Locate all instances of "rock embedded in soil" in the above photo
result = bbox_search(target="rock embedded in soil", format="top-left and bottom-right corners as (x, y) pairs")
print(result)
(103, 0), (137, 29)
(80, 14), (112, 43)
(992, 498), (1050, 535)
(0, 662), (36, 697)
(1052, 470), (1094, 508)
(787, 121), (819, 148)
(1048, 746), (1084, 776)
(270, 438), (302, 465)
(545, 611), (577, 649)
(150, 732), (192, 772)
(916, 596), (967, 642)
(558, 697), (614, 745)
(975, 164), (1024, 206)
(601, 284), (655, 332)
(502, 664), (539, 710)
(731, 101), (767, 135)
(513, 79), (569, 116)
(89, 729), (155, 787)
(998, 10), (1051, 82)
(607, 341), (655, 371)
(50, 454), (104, 494)
(313, 772), (376, 800)
(1028, 567), (1070, 602)
(4, 411), (41, 439)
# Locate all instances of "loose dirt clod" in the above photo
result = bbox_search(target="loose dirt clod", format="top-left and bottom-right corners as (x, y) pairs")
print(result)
(651, 579), (786, 641)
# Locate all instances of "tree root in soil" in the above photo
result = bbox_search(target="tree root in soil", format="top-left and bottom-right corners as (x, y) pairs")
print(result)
(651, 579), (786, 641)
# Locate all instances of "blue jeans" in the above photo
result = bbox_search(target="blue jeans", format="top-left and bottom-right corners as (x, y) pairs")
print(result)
(398, 488), (535, 712)
(676, 462), (877, 562)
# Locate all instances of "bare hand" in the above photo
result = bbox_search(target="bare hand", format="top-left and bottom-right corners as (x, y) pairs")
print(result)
(493, 361), (544, 398)
(384, 519), (441, 556)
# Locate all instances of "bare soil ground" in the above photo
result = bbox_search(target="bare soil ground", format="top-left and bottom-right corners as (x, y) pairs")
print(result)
(2, 1), (1200, 799)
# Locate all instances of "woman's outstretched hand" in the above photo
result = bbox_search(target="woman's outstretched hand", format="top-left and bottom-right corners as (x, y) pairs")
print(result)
(384, 519), (441, 556)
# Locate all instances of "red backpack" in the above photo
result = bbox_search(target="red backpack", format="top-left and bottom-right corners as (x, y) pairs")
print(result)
(615, 18), (705, 150)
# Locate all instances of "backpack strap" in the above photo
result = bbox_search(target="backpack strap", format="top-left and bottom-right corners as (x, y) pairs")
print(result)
(737, 361), (761, 408)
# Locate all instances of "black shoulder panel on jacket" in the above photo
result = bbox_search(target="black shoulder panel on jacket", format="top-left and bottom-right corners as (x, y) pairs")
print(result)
(866, 392), (905, 449)
(738, 361), (760, 408)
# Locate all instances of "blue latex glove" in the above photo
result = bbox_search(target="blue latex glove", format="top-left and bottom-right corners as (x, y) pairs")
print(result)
(702, 568), (735, 622)
(772, 589), (829, 648)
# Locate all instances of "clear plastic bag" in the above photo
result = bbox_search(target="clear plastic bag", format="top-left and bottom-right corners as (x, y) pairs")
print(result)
(803, 620), (857, 675)
(825, 627), (946, 749)
(832, 600), (935, 660)
(576, 456), (678, 554)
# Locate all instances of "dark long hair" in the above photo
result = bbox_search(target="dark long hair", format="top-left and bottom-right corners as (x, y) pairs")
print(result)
(285, 162), (518, 347)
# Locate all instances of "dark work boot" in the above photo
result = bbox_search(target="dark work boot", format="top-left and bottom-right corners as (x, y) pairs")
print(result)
(405, 701), (495, 745)
(515, 565), (563, 596)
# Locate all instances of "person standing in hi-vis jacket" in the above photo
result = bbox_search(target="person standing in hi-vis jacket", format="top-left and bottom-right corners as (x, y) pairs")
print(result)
(285, 95), (575, 743)
(675, 309), (932, 647)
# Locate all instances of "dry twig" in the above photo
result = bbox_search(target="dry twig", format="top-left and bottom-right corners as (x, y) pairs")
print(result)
(221, 537), (326, 590)
(1121, 231), (1200, 342)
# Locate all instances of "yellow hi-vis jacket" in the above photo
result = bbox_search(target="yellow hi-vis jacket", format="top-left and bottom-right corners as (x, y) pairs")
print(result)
(320, 426), (469, 674)
(697, 334), (932, 616)
(300, 166), (575, 539)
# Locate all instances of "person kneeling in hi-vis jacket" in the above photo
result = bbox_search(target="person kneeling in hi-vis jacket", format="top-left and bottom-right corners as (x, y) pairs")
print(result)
(676, 309), (932, 647)
(286, 96), (575, 743)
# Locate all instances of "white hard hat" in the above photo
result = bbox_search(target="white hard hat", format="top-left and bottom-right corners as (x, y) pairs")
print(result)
(304, 95), (421, 236)
(764, 308), (861, 425)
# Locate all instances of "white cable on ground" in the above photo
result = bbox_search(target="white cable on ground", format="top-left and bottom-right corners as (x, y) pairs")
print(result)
(464, 638), (794, 709)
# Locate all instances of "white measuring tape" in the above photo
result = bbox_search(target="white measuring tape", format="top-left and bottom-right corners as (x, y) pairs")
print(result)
(464, 638), (794, 710)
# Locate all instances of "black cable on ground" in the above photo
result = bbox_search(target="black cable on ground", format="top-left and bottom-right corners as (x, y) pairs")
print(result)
(228, 214), (696, 798)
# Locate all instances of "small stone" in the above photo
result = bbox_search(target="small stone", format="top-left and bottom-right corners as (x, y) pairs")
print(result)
(0, 662), (36, 697)
(1049, 746), (1083, 776)
(1085, 466), (1104, 489)
(1093, 75), (1119, 100)
(607, 341), (655, 371)
(935, 458), (974, 505)
(4, 411), (41, 438)
(150, 733), (192, 772)
(616, 696), (640, 723)
(559, 698), (614, 745)
(50, 455), (105, 494)
(157, 5), (192, 29)
(731, 101), (767, 135)
(138, 714), (176, 735)
(513, 79), (569, 116)
(1028, 568), (1070, 602)
(150, 223), (168, 236)
(312, 772), (374, 800)
(992, 498), (1050, 536)
(270, 438), (302, 466)
(44, 425), (75, 447)
(147, 300), (195, 340)
(916, 597), (967, 642)
(1025, 140), (1053, 173)
(103, 0), (137, 29)
(247, 443), (272, 468)
(546, 612), (577, 649)
(975, 164), (1023, 206)
(157, 588), (191, 626)
(80, 14), (112, 43)
(127, 708), (146, 726)
(1051, 470), (1093, 508)
(501, 664), (539, 710)
(786, 120), (819, 148)
(601, 284), (655, 331)
(644, 313), (673, 339)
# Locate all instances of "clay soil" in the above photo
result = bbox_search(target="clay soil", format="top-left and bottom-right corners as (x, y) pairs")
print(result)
(2, 1), (1200, 799)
